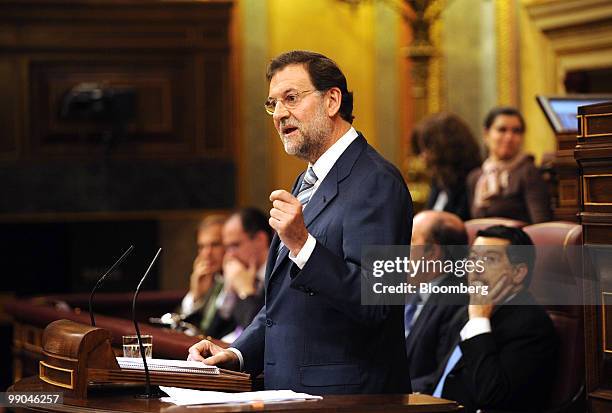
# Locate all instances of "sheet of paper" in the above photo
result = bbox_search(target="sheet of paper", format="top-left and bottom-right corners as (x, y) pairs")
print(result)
(116, 357), (219, 375)
(159, 386), (322, 406)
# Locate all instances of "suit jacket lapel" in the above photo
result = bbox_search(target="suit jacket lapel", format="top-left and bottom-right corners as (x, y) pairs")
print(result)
(302, 166), (338, 228)
(266, 134), (366, 286)
(405, 303), (433, 359)
(302, 134), (365, 227)
(265, 172), (304, 288)
(432, 308), (468, 386)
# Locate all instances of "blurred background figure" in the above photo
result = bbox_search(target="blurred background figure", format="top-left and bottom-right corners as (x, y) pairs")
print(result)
(176, 215), (227, 333)
(407, 211), (469, 392)
(207, 207), (272, 342)
(468, 107), (552, 224)
(412, 112), (482, 220)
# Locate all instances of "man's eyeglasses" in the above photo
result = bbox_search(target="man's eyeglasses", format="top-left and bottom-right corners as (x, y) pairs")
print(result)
(264, 90), (317, 115)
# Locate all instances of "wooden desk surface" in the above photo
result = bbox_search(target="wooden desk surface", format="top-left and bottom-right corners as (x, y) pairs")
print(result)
(9, 376), (462, 413)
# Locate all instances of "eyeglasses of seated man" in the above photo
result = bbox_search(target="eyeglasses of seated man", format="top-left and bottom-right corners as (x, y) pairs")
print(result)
(467, 237), (529, 308)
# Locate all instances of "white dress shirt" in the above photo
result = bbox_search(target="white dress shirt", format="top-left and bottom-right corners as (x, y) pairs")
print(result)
(289, 126), (359, 268)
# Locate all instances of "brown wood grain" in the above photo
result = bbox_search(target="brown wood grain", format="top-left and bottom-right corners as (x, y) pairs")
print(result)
(0, 0), (233, 162)
(576, 101), (612, 409)
(9, 375), (462, 413)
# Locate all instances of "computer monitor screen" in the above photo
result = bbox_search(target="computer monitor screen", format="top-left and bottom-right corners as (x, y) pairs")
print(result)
(536, 95), (612, 134)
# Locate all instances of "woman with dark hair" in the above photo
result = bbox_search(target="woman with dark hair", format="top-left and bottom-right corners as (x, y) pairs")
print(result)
(412, 112), (482, 220)
(467, 107), (552, 224)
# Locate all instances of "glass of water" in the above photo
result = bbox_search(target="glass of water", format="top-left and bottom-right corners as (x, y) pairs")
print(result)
(122, 335), (153, 358)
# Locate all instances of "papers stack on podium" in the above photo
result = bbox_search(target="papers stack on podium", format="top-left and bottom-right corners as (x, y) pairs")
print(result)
(160, 386), (323, 406)
(88, 357), (252, 392)
(117, 357), (220, 375)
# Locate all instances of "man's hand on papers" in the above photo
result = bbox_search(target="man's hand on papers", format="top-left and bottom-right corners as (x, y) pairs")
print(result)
(187, 339), (240, 371)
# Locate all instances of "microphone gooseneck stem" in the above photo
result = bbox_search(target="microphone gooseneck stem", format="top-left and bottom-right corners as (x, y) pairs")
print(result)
(89, 245), (134, 326)
(132, 248), (162, 399)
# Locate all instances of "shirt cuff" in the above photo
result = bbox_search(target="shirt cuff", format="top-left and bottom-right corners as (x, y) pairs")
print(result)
(460, 317), (492, 341)
(289, 233), (316, 269)
(227, 347), (244, 372)
(180, 292), (196, 315)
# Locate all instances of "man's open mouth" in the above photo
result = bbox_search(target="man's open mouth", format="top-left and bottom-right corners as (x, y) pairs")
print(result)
(282, 126), (298, 135)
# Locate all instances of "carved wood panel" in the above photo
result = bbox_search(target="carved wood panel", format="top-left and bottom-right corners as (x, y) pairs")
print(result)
(29, 59), (192, 159)
(0, 0), (233, 162)
(0, 0), (235, 214)
(576, 101), (612, 411)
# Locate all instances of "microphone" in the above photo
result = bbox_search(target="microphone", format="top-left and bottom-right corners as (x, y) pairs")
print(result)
(89, 245), (135, 326)
(132, 248), (162, 399)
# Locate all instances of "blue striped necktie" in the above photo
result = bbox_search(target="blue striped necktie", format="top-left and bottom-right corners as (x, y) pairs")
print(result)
(276, 167), (318, 259)
(296, 167), (318, 206)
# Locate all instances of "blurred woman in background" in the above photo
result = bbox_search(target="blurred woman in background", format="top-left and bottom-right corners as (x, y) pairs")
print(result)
(467, 107), (552, 224)
(412, 112), (482, 221)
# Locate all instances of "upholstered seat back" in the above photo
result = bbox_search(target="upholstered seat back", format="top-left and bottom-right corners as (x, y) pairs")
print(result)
(523, 222), (583, 311)
(546, 310), (584, 407)
(523, 222), (584, 409)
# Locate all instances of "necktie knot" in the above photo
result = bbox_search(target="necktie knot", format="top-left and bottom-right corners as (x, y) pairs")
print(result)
(302, 167), (318, 188)
(297, 167), (318, 206)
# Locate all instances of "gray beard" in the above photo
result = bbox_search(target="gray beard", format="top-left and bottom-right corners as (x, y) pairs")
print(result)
(280, 107), (332, 163)
(283, 130), (326, 162)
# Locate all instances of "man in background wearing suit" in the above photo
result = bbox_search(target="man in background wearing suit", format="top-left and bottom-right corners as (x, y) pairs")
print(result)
(188, 50), (413, 394)
(406, 211), (468, 392)
(208, 207), (271, 341)
(432, 225), (557, 412)
(177, 215), (226, 334)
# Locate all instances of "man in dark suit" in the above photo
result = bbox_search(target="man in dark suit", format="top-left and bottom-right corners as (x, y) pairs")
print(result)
(205, 208), (271, 340)
(431, 226), (557, 412)
(406, 211), (468, 392)
(188, 50), (413, 394)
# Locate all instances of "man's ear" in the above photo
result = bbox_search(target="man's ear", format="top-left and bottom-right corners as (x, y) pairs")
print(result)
(424, 243), (442, 261)
(511, 263), (528, 286)
(325, 87), (342, 117)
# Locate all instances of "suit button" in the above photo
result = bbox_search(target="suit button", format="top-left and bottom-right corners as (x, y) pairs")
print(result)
(308, 291), (315, 296)
(265, 319), (273, 327)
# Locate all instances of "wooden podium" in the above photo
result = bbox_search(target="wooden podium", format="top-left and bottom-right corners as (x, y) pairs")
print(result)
(37, 319), (251, 401)
(10, 375), (462, 412)
(576, 101), (612, 412)
(18, 319), (463, 412)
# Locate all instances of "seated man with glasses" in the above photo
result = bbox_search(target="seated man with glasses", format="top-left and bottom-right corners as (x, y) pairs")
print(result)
(428, 225), (557, 413)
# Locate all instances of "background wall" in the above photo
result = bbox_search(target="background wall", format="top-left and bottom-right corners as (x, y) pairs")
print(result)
(237, 0), (406, 209)
(443, 0), (497, 148)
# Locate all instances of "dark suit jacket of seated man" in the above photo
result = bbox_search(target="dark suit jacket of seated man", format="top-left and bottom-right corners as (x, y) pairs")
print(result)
(406, 211), (470, 392)
(188, 50), (413, 395)
(430, 226), (557, 412)
(407, 273), (468, 392)
(441, 290), (557, 412)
